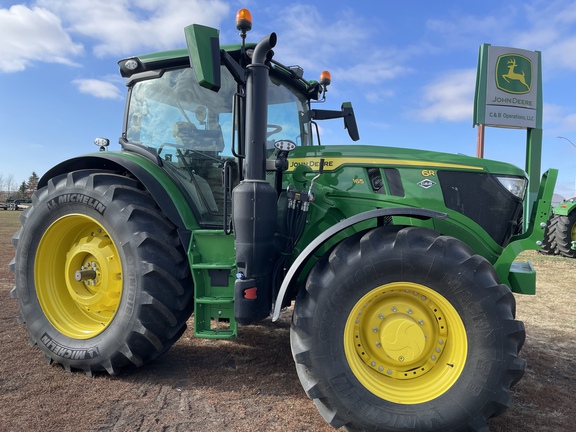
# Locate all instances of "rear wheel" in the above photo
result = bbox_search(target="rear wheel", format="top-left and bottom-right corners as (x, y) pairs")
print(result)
(555, 211), (576, 258)
(291, 226), (525, 431)
(11, 170), (193, 375)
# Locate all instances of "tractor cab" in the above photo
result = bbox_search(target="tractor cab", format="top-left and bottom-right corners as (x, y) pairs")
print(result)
(118, 43), (355, 229)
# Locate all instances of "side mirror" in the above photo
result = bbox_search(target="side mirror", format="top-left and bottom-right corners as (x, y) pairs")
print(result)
(342, 102), (359, 141)
(185, 24), (221, 92)
(309, 102), (360, 142)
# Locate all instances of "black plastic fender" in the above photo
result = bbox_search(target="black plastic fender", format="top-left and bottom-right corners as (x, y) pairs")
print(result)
(271, 207), (448, 321)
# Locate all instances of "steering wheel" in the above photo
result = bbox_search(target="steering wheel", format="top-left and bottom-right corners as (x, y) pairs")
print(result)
(267, 124), (283, 138)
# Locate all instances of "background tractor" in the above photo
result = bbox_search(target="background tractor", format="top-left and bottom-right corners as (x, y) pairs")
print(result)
(541, 196), (576, 258)
(11, 9), (557, 432)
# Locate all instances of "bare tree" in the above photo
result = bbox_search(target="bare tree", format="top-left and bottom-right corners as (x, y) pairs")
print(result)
(0, 173), (5, 201)
(5, 174), (16, 197)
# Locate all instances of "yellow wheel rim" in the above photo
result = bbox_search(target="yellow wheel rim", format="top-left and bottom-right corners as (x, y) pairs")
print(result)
(35, 214), (122, 339)
(344, 282), (467, 404)
(571, 222), (576, 241)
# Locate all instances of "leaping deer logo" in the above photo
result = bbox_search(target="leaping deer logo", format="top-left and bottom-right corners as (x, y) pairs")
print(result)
(502, 59), (529, 90)
(496, 54), (532, 94)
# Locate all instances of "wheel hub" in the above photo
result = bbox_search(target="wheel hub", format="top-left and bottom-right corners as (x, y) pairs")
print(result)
(351, 287), (447, 379)
(380, 315), (426, 363)
(344, 282), (467, 404)
(64, 234), (121, 315)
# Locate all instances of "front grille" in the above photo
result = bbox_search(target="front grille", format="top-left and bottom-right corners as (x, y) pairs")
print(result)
(438, 171), (523, 246)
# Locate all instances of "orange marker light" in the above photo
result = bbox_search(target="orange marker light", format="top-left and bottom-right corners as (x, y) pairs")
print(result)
(244, 287), (257, 300)
(236, 8), (252, 32)
(320, 70), (331, 87)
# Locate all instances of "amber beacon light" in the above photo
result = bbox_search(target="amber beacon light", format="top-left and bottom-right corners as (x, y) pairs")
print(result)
(320, 70), (332, 87)
(236, 8), (252, 33)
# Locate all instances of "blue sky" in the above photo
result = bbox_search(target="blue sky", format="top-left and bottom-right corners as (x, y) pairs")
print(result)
(1, 0), (575, 198)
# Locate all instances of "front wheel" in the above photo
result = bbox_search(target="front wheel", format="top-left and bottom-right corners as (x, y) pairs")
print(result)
(539, 213), (558, 255)
(11, 170), (193, 375)
(291, 226), (525, 431)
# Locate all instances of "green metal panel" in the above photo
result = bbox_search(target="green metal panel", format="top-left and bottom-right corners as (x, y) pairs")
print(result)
(508, 261), (536, 295)
(184, 24), (221, 91)
(473, 43), (490, 126)
(137, 49), (189, 63)
(524, 127), (543, 230)
(535, 51), (543, 129)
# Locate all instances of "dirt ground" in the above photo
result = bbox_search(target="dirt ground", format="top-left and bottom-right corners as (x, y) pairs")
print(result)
(0, 210), (574, 432)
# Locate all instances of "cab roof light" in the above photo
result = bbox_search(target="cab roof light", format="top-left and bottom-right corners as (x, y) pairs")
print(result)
(124, 59), (139, 70)
(118, 57), (142, 78)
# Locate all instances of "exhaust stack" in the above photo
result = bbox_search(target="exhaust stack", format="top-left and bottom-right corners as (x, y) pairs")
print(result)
(232, 33), (279, 325)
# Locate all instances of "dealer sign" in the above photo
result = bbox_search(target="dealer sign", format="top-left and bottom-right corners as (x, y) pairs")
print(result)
(474, 44), (542, 129)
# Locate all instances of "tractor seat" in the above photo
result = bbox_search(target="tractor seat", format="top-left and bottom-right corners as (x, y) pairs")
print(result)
(172, 122), (225, 152)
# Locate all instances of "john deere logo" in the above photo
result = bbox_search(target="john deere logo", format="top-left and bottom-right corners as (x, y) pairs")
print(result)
(495, 54), (532, 94)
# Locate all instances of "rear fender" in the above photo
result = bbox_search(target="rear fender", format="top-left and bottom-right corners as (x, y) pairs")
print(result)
(39, 153), (200, 245)
(271, 207), (448, 321)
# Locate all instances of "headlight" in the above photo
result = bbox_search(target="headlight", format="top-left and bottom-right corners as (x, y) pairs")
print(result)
(496, 176), (527, 200)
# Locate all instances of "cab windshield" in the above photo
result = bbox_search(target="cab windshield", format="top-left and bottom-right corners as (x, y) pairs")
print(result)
(125, 65), (311, 226)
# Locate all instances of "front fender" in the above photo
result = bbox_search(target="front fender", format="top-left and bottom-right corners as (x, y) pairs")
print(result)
(553, 198), (576, 216)
(271, 207), (448, 321)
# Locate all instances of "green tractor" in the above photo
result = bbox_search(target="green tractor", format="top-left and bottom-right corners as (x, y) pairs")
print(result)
(541, 197), (576, 258)
(11, 9), (557, 431)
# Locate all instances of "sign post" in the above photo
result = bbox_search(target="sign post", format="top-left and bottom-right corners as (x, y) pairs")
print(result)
(474, 44), (543, 230)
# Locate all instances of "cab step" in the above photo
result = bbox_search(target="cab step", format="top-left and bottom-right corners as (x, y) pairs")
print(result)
(189, 230), (237, 339)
